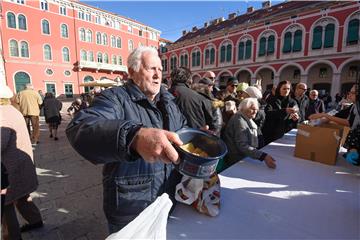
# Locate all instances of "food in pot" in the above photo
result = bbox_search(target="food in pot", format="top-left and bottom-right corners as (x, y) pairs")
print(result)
(180, 142), (209, 157)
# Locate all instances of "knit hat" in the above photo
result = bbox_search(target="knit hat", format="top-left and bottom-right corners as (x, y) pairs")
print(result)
(244, 86), (262, 99)
(0, 83), (14, 99)
(236, 82), (249, 92)
(199, 77), (214, 86)
(226, 77), (239, 86)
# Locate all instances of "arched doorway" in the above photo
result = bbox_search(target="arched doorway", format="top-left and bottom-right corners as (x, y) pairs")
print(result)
(340, 61), (359, 95)
(279, 65), (301, 85)
(255, 68), (274, 91)
(307, 63), (333, 95)
(236, 70), (251, 85)
(14, 71), (31, 93)
(84, 75), (94, 93)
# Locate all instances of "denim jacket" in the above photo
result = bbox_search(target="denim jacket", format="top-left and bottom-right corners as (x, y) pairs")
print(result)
(66, 80), (187, 229)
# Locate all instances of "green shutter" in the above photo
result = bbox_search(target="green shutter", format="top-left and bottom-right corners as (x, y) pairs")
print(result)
(312, 26), (322, 49)
(220, 45), (226, 63)
(245, 40), (252, 59)
(324, 24), (335, 48)
(210, 48), (215, 64)
(185, 54), (188, 67)
(192, 52), (196, 67)
(238, 42), (244, 60)
(226, 44), (232, 62)
(267, 35), (275, 54)
(7, 13), (16, 28)
(347, 19), (359, 44)
(205, 49), (209, 64)
(259, 37), (266, 56)
(283, 32), (292, 53)
(293, 30), (302, 52)
(180, 55), (184, 67)
(196, 51), (200, 66)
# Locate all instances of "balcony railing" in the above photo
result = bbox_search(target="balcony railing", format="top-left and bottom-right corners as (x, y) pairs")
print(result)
(78, 60), (128, 73)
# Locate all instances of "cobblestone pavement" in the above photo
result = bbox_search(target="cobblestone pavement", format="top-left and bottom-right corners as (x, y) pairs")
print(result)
(20, 102), (108, 240)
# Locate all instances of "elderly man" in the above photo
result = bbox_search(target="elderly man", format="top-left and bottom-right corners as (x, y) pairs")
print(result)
(204, 71), (219, 96)
(223, 98), (276, 170)
(16, 83), (43, 144)
(292, 83), (309, 122)
(305, 90), (325, 120)
(66, 46), (187, 234)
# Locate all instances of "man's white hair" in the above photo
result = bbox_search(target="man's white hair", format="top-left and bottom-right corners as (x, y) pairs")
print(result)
(127, 46), (159, 74)
(25, 83), (34, 89)
(310, 89), (318, 95)
(238, 97), (259, 112)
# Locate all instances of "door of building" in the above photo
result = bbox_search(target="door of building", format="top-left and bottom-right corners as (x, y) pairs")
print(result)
(46, 83), (56, 96)
(14, 71), (31, 93)
(64, 84), (73, 98)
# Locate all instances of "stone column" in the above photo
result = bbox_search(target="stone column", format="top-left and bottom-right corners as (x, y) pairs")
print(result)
(300, 74), (308, 85)
(250, 76), (257, 85)
(273, 75), (280, 86)
(330, 73), (341, 99)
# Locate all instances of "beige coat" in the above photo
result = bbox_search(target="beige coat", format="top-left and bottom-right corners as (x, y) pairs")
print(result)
(0, 105), (38, 204)
(16, 89), (43, 116)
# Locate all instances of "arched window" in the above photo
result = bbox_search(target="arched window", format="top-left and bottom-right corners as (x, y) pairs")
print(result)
(18, 14), (27, 30)
(86, 30), (92, 42)
(43, 44), (52, 60)
(62, 47), (70, 62)
(102, 33), (108, 45)
(267, 35), (275, 54)
(347, 19), (359, 44)
(170, 55), (177, 70)
(324, 24), (335, 48)
(118, 56), (123, 65)
(80, 50), (87, 61)
(103, 53), (108, 64)
(112, 55), (117, 64)
(128, 40), (134, 51)
(97, 52), (102, 63)
(191, 50), (201, 67)
(204, 47), (215, 65)
(283, 32), (292, 53)
(42, 19), (50, 34)
(61, 24), (68, 38)
(293, 30), (302, 52)
(20, 41), (29, 58)
(7, 12), (16, 28)
(116, 37), (121, 48)
(180, 53), (188, 67)
(238, 42), (244, 60)
(312, 26), (322, 49)
(111, 36), (116, 47)
(210, 48), (215, 64)
(220, 45), (226, 63)
(14, 72), (31, 93)
(84, 75), (94, 93)
(245, 40), (252, 59)
(259, 37), (266, 56)
(226, 44), (232, 62)
(96, 32), (101, 44)
(88, 51), (94, 62)
(79, 28), (85, 41)
(10, 40), (19, 57)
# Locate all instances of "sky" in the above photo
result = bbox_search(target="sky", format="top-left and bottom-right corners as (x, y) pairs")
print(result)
(82, 1), (284, 42)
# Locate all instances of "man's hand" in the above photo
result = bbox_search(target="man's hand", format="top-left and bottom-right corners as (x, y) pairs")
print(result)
(264, 154), (276, 169)
(290, 112), (299, 121)
(131, 128), (183, 164)
(308, 112), (327, 120)
(286, 107), (296, 114)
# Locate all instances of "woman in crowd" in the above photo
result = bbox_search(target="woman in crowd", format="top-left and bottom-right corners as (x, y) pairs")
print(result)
(43, 92), (62, 140)
(0, 84), (43, 240)
(263, 80), (299, 145)
(223, 98), (276, 169)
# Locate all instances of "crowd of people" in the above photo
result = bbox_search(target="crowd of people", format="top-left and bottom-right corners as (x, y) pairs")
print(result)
(1, 46), (358, 238)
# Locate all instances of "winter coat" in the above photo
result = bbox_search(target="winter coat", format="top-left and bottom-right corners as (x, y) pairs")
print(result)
(169, 82), (215, 130)
(305, 98), (325, 120)
(66, 80), (187, 229)
(16, 88), (43, 116)
(0, 105), (38, 205)
(263, 95), (299, 145)
(43, 98), (62, 121)
(293, 94), (309, 123)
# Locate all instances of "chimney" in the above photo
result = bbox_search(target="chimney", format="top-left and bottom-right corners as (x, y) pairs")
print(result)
(204, 22), (209, 28)
(219, 17), (225, 22)
(262, 1), (271, 9)
(247, 6), (254, 13)
(228, 13), (236, 19)
(192, 26), (198, 32)
(182, 30), (187, 36)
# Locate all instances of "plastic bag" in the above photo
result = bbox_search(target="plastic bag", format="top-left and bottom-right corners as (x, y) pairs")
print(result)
(106, 193), (172, 240)
(175, 173), (220, 217)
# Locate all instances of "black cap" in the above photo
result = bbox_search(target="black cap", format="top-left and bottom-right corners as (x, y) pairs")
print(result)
(199, 78), (214, 86)
(227, 77), (239, 86)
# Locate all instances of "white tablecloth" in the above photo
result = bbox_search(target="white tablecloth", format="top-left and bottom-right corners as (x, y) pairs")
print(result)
(168, 130), (360, 239)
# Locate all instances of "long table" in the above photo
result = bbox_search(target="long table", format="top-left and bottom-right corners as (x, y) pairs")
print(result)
(167, 129), (359, 239)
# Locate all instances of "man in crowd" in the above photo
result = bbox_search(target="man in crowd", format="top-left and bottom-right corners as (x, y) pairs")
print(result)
(16, 83), (43, 144)
(204, 71), (220, 96)
(305, 89), (325, 120)
(66, 46), (187, 234)
(216, 77), (239, 102)
(292, 83), (309, 122)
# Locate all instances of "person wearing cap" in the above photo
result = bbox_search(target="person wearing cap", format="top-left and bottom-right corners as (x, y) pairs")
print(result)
(223, 98), (277, 170)
(169, 67), (216, 131)
(16, 83), (43, 145)
(203, 71), (220, 96)
(216, 76), (239, 102)
(0, 84), (43, 239)
(236, 82), (249, 101)
(193, 77), (223, 136)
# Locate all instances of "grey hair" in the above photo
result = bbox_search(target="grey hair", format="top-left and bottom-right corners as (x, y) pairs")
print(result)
(25, 83), (34, 89)
(310, 89), (318, 95)
(238, 97), (259, 112)
(127, 46), (159, 74)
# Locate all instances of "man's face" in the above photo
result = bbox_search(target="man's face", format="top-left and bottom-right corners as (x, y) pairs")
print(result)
(309, 91), (318, 100)
(244, 104), (258, 119)
(295, 83), (307, 97)
(227, 83), (237, 94)
(132, 51), (163, 101)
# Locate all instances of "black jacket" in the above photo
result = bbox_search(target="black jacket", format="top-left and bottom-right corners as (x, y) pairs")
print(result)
(293, 94), (309, 123)
(305, 98), (325, 120)
(263, 95), (299, 145)
(66, 80), (187, 230)
(169, 83), (215, 130)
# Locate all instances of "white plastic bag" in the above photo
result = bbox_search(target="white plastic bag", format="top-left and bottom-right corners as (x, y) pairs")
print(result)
(106, 193), (173, 240)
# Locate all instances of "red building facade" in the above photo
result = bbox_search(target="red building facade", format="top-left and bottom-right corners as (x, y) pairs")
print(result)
(161, 1), (360, 97)
(1, 0), (160, 97)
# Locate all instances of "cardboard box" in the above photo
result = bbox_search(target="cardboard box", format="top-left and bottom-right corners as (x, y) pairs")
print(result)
(294, 123), (346, 165)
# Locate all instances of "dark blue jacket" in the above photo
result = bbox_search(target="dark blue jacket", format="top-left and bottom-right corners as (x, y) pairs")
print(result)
(66, 80), (187, 229)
